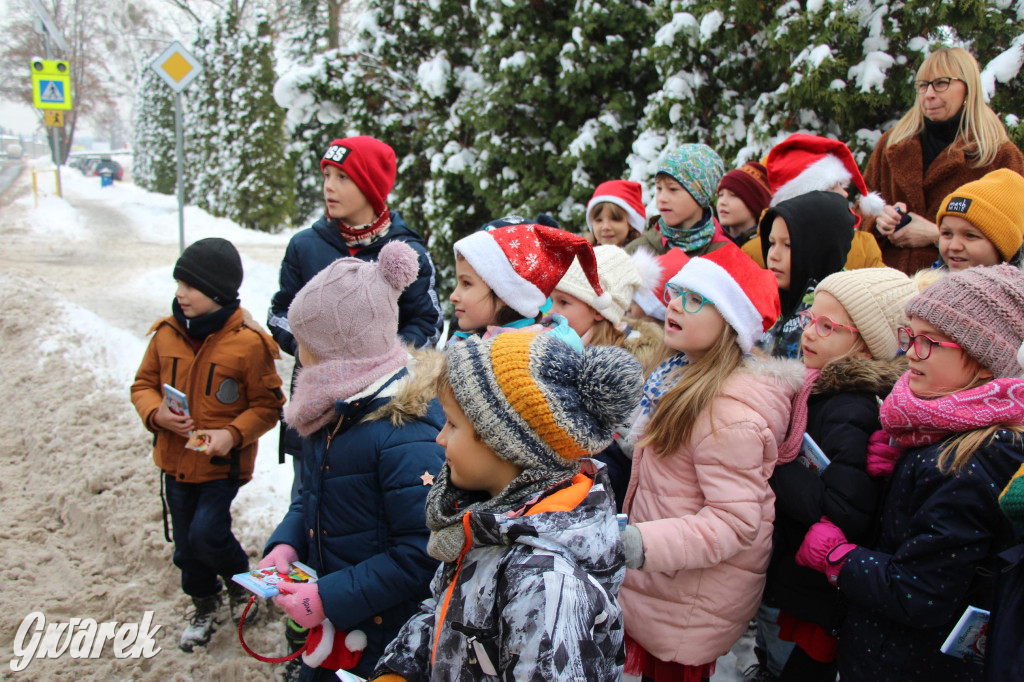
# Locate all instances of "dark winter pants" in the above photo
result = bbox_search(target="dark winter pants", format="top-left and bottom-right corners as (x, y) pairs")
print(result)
(164, 475), (250, 598)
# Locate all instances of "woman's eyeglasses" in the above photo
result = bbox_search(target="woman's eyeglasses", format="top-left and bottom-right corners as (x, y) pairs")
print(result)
(663, 284), (714, 313)
(915, 77), (965, 94)
(798, 310), (859, 337)
(897, 327), (963, 360)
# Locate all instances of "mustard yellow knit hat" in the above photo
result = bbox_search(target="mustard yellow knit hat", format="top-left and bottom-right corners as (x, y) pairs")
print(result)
(935, 169), (1024, 261)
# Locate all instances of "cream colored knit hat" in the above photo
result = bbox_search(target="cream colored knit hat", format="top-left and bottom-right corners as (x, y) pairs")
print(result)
(816, 267), (917, 360)
(555, 245), (641, 325)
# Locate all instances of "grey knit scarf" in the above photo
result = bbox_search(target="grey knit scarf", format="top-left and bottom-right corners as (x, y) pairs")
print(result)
(424, 465), (575, 563)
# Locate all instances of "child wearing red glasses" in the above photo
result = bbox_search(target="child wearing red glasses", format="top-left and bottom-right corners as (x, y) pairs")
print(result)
(795, 264), (1024, 682)
(753, 267), (917, 681)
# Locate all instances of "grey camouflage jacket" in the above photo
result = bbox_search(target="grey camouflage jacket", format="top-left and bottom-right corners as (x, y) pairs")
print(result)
(374, 459), (625, 681)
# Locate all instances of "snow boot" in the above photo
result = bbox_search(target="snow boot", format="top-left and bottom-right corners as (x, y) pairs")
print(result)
(226, 580), (256, 624)
(282, 617), (309, 681)
(179, 593), (221, 652)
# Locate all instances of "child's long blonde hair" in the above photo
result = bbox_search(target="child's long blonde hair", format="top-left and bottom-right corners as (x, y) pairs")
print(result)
(640, 325), (744, 454)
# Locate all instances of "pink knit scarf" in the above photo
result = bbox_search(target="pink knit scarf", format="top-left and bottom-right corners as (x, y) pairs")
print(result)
(880, 373), (1024, 447)
(777, 368), (820, 464)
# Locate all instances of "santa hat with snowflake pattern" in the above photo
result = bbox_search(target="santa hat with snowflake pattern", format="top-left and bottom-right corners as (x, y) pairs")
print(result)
(667, 242), (781, 352)
(454, 223), (611, 318)
(766, 133), (885, 218)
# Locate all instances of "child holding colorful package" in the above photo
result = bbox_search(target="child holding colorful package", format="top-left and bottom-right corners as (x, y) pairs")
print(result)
(934, 168), (1024, 272)
(716, 161), (772, 248)
(373, 331), (645, 681)
(626, 143), (731, 258)
(585, 179), (648, 247)
(759, 267), (917, 681)
(551, 244), (670, 509)
(758, 191), (856, 358)
(795, 264), (1024, 682)
(449, 219), (610, 346)
(618, 244), (802, 681)
(260, 242), (445, 679)
(130, 238), (285, 652)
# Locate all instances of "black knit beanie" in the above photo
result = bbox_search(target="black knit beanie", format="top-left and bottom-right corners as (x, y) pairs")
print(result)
(173, 238), (243, 304)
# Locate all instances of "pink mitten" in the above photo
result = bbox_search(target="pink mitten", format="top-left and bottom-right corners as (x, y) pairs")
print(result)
(865, 430), (902, 477)
(259, 543), (300, 573)
(275, 580), (326, 629)
(795, 517), (856, 584)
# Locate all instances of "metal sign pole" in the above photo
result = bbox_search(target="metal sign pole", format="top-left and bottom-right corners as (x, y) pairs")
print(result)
(41, 32), (62, 195)
(174, 92), (185, 254)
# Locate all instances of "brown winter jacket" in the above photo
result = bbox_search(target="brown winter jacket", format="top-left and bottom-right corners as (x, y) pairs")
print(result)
(130, 307), (285, 484)
(860, 128), (1024, 274)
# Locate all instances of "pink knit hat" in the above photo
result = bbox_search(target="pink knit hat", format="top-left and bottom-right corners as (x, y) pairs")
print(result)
(288, 241), (419, 387)
(905, 263), (1024, 379)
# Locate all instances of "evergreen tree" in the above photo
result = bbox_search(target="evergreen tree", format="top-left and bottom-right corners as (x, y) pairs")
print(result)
(232, 11), (294, 232)
(131, 64), (177, 194)
(633, 0), (1024, 181)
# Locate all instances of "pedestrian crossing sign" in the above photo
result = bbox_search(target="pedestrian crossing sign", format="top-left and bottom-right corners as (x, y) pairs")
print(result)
(30, 59), (72, 111)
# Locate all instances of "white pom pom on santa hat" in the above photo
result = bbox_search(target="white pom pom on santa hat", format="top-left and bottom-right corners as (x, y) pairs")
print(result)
(345, 630), (367, 652)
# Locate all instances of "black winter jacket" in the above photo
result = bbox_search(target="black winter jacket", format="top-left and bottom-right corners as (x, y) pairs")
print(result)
(766, 357), (903, 631)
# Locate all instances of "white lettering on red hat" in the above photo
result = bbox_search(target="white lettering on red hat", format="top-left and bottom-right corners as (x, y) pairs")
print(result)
(323, 145), (351, 165)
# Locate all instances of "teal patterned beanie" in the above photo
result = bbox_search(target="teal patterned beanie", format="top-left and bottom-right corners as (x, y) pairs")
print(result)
(657, 144), (726, 208)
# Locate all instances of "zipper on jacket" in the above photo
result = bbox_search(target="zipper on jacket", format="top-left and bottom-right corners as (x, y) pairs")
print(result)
(431, 512), (473, 666)
(205, 363), (216, 395)
(170, 358), (178, 386)
(314, 430), (334, 571)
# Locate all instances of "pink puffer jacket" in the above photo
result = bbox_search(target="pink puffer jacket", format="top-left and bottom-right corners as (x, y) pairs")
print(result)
(620, 356), (803, 666)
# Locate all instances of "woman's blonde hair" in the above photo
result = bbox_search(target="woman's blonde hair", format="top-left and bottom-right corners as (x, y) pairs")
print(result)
(640, 324), (744, 454)
(887, 47), (1010, 168)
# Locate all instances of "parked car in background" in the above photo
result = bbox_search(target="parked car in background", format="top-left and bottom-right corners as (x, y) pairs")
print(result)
(93, 158), (123, 181)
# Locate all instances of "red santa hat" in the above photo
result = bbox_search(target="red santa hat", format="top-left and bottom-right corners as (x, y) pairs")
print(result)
(631, 247), (690, 322)
(302, 621), (366, 671)
(667, 243), (780, 352)
(586, 180), (648, 234)
(454, 223), (611, 318)
(765, 133), (885, 218)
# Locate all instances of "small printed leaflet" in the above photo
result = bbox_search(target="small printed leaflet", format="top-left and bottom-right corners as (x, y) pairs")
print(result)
(336, 671), (367, 681)
(162, 384), (190, 418)
(616, 513), (628, 532)
(940, 605), (989, 660)
(796, 433), (831, 475)
(231, 561), (318, 599)
(185, 431), (212, 452)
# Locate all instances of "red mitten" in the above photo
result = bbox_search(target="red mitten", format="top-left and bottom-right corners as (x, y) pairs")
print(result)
(795, 516), (857, 585)
(275, 580), (325, 629)
(865, 430), (902, 477)
(259, 543), (300, 572)
(302, 620), (367, 670)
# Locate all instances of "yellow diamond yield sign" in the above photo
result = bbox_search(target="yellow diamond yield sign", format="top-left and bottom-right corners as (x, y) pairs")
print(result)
(151, 41), (202, 93)
(162, 52), (193, 83)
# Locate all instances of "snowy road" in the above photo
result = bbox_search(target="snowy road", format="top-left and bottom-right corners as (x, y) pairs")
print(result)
(0, 165), (295, 680)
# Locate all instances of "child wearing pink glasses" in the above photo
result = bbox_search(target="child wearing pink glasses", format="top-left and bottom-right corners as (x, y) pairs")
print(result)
(753, 267), (917, 681)
(795, 264), (1024, 682)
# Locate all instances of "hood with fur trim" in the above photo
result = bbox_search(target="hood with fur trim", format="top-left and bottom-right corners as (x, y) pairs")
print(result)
(365, 347), (445, 426)
(812, 355), (907, 398)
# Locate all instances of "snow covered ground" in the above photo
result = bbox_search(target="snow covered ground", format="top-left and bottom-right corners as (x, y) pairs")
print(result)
(0, 163), (755, 680)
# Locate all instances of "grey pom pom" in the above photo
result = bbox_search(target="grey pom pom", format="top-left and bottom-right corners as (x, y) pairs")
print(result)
(578, 346), (645, 431)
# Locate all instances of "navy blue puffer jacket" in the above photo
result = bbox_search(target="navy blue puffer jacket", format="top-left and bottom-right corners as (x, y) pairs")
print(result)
(837, 429), (1024, 682)
(266, 358), (446, 680)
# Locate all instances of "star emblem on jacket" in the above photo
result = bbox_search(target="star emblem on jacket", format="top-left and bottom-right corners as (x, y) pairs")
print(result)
(420, 471), (434, 486)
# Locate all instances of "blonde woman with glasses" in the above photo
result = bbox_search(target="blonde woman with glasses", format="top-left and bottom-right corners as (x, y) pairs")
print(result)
(861, 47), (1024, 275)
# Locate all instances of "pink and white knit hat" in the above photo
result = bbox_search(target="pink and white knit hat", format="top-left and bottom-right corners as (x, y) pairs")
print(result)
(454, 223), (610, 318)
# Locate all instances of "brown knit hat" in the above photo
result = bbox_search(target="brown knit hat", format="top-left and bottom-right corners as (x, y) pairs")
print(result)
(816, 267), (918, 360)
(935, 169), (1024, 261)
(905, 264), (1024, 378)
(717, 162), (772, 219)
